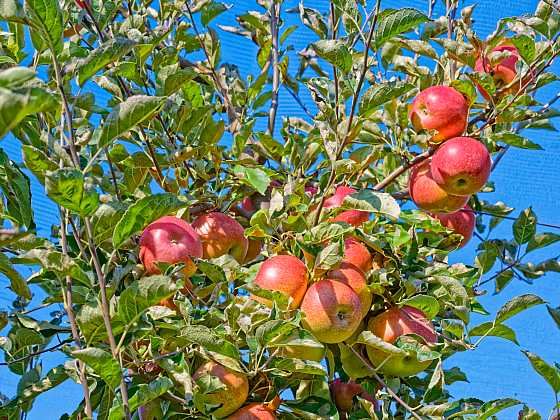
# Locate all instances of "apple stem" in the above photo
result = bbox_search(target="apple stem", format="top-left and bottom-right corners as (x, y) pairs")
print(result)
(347, 346), (424, 420)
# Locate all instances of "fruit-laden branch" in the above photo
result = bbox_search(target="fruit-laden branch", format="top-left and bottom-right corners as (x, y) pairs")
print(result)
(268, 0), (280, 135)
(0, 339), (72, 366)
(347, 346), (423, 420)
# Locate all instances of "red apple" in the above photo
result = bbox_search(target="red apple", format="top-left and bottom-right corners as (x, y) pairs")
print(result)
(430, 137), (491, 196)
(366, 306), (437, 377)
(139, 216), (203, 277)
(474, 44), (530, 98)
(254, 255), (308, 309)
(301, 279), (362, 343)
(193, 361), (249, 418)
(330, 379), (378, 414)
(326, 263), (372, 319)
(324, 186), (369, 226)
(342, 237), (372, 273)
(409, 86), (469, 142)
(432, 206), (476, 248)
(227, 403), (277, 420)
(192, 212), (249, 263)
(409, 160), (470, 213)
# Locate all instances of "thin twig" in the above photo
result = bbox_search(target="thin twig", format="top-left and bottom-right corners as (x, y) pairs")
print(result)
(0, 339), (73, 366)
(330, 0), (340, 121)
(347, 346), (423, 420)
(268, 0), (280, 135)
(373, 149), (434, 191)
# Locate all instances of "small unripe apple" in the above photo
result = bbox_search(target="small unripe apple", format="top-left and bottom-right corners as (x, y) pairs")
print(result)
(409, 160), (470, 213)
(430, 137), (491, 196)
(227, 403), (277, 420)
(254, 255), (308, 309)
(432, 206), (476, 248)
(326, 263), (372, 318)
(193, 361), (249, 418)
(139, 216), (203, 277)
(301, 279), (362, 343)
(409, 86), (469, 142)
(324, 186), (369, 226)
(192, 212), (248, 264)
(366, 306), (437, 377)
(342, 237), (372, 273)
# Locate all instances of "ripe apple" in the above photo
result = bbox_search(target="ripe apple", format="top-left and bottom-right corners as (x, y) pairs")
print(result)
(409, 85), (469, 142)
(366, 306), (437, 377)
(342, 237), (372, 273)
(326, 263), (372, 319)
(139, 216), (203, 277)
(330, 379), (377, 414)
(253, 255), (308, 309)
(193, 361), (249, 418)
(324, 186), (369, 226)
(430, 137), (491, 196)
(192, 212), (249, 264)
(432, 206), (476, 248)
(301, 279), (362, 343)
(227, 403), (277, 420)
(409, 160), (470, 213)
(474, 44), (530, 98)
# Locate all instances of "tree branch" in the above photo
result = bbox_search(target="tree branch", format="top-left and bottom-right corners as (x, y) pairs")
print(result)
(268, 0), (280, 135)
(0, 339), (73, 367)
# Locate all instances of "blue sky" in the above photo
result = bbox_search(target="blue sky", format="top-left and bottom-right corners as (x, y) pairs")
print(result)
(1, 0), (559, 418)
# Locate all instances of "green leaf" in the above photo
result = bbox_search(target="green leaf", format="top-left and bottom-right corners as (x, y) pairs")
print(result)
(0, 148), (33, 227)
(112, 193), (186, 248)
(177, 325), (241, 362)
(510, 35), (536, 63)
(117, 275), (177, 326)
(22, 145), (58, 184)
(98, 95), (166, 149)
(496, 294), (546, 323)
(72, 347), (122, 389)
(478, 398), (522, 419)
(513, 207), (537, 244)
(359, 81), (415, 116)
(374, 8), (429, 49)
(109, 377), (173, 420)
(298, 4), (328, 38)
(0, 0), (25, 22)
(546, 305), (560, 330)
(24, 0), (63, 54)
(17, 365), (69, 401)
(527, 232), (560, 252)
(45, 169), (100, 216)
(201, 1), (229, 26)
(311, 39), (353, 73)
(400, 295), (440, 319)
(0, 67), (35, 88)
(197, 260), (226, 283)
(0, 252), (30, 299)
(354, 331), (406, 355)
(233, 165), (271, 195)
(341, 190), (401, 220)
(489, 132), (543, 150)
(522, 351), (560, 393)
(495, 269), (514, 294)
(0, 87), (58, 139)
(468, 322), (518, 344)
(76, 37), (136, 86)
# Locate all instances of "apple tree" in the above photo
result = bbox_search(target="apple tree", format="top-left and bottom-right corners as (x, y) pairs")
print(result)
(0, 0), (560, 419)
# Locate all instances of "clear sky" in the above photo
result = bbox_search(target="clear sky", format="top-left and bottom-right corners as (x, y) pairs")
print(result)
(1, 0), (559, 418)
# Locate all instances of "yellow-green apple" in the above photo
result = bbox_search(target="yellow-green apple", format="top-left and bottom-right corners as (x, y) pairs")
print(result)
(326, 263), (372, 318)
(409, 86), (469, 142)
(301, 279), (362, 343)
(409, 160), (470, 213)
(139, 216), (203, 277)
(193, 361), (249, 418)
(474, 44), (530, 98)
(253, 255), (308, 309)
(432, 206), (476, 247)
(430, 137), (491, 195)
(342, 237), (372, 273)
(324, 186), (369, 226)
(330, 379), (378, 415)
(192, 212), (248, 263)
(366, 306), (437, 377)
(227, 403), (277, 420)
